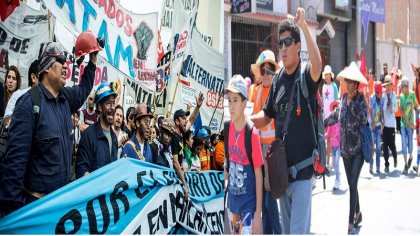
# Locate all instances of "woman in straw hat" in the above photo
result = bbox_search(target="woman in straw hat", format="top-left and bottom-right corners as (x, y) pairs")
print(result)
(336, 62), (368, 234)
(249, 50), (282, 234)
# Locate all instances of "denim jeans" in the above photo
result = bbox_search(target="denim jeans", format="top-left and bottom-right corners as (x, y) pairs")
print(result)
(279, 179), (312, 234)
(332, 147), (341, 188)
(371, 126), (382, 170)
(262, 190), (282, 234)
(401, 127), (414, 156)
(343, 152), (364, 224)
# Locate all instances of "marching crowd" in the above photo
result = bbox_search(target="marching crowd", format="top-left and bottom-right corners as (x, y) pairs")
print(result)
(225, 7), (420, 236)
(0, 32), (225, 218)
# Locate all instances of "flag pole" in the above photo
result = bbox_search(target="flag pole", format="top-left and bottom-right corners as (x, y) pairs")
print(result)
(167, 53), (186, 118)
(208, 92), (223, 127)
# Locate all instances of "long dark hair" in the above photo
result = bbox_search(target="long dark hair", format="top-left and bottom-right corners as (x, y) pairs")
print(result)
(4, 65), (21, 109)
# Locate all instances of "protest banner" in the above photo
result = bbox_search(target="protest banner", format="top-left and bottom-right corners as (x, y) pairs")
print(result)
(44, 0), (158, 80)
(0, 3), (53, 88)
(0, 158), (224, 234)
(168, 28), (224, 133)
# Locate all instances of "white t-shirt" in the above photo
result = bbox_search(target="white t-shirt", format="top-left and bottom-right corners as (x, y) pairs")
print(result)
(322, 82), (339, 119)
(4, 87), (30, 117)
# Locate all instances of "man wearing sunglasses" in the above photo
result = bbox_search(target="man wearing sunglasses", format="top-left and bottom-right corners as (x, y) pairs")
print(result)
(0, 42), (98, 216)
(251, 7), (322, 234)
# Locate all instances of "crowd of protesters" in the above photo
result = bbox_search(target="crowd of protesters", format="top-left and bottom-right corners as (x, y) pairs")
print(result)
(0, 37), (225, 218)
(224, 6), (420, 235)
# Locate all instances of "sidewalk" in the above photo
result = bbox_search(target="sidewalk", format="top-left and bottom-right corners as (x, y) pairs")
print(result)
(311, 133), (420, 235)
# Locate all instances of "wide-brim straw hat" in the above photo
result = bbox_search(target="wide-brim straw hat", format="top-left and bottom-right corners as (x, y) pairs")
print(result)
(251, 50), (280, 77)
(336, 62), (368, 85)
(322, 65), (335, 79)
(382, 74), (393, 87)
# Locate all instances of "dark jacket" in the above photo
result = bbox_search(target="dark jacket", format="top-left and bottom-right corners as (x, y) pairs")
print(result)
(75, 122), (118, 179)
(0, 61), (95, 214)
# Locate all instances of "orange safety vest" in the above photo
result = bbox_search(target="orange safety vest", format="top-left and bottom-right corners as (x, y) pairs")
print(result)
(252, 84), (275, 144)
(200, 149), (211, 171)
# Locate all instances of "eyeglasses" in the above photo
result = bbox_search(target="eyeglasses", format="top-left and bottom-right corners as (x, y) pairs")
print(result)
(278, 37), (295, 48)
(46, 54), (67, 65)
(261, 67), (274, 76)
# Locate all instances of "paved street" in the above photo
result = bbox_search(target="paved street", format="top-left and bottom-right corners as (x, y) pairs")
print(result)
(311, 133), (420, 235)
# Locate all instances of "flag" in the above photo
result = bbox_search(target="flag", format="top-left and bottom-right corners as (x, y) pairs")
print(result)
(0, 0), (19, 22)
(192, 111), (202, 136)
(157, 30), (165, 63)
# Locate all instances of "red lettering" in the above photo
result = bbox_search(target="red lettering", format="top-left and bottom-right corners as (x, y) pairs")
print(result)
(107, 0), (116, 18)
(124, 15), (133, 36)
(116, 9), (124, 27)
(95, 67), (102, 85)
(98, 0), (108, 13)
(206, 91), (223, 109)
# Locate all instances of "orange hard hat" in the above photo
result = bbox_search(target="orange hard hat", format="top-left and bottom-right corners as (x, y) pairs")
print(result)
(74, 30), (103, 58)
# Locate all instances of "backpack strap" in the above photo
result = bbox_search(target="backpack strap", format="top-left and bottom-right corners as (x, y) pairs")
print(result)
(224, 120), (230, 172)
(29, 86), (41, 131)
(244, 119), (253, 167)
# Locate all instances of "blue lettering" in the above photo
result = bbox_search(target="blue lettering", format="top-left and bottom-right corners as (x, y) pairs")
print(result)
(81, 0), (97, 31)
(97, 20), (113, 64)
(114, 36), (135, 77)
(56, 0), (76, 24)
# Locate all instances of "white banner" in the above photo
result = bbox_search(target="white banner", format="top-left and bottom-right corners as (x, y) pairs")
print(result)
(0, 3), (53, 88)
(44, 0), (158, 80)
(170, 28), (224, 133)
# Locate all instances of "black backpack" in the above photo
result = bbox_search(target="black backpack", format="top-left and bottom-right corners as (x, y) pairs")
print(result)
(224, 119), (254, 172)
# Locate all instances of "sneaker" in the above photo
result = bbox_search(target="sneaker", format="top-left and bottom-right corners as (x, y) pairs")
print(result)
(394, 159), (398, 168)
(402, 165), (408, 175)
(385, 166), (389, 173)
(333, 187), (339, 191)
(376, 169), (381, 174)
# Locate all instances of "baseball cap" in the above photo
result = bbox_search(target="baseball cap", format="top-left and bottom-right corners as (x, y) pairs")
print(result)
(399, 77), (409, 88)
(374, 82), (383, 94)
(173, 109), (190, 120)
(226, 74), (248, 99)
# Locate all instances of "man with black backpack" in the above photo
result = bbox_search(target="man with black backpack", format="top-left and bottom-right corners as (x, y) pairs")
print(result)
(250, 8), (322, 234)
(0, 37), (99, 217)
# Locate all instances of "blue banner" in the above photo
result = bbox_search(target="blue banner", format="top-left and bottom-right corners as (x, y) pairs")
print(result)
(361, 0), (386, 45)
(0, 159), (224, 234)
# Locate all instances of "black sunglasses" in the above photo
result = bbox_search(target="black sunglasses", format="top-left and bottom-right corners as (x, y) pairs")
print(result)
(278, 37), (295, 48)
(47, 54), (67, 65)
(261, 67), (274, 76)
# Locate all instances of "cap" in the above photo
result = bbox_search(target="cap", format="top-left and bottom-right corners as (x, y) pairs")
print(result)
(173, 109), (190, 120)
(399, 77), (409, 88)
(160, 118), (175, 135)
(226, 74), (248, 99)
(95, 81), (118, 105)
(38, 42), (66, 74)
(197, 128), (210, 139)
(135, 103), (153, 121)
(374, 82), (383, 94)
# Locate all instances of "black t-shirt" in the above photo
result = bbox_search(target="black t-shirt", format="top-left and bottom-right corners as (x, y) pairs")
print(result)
(264, 62), (321, 181)
(171, 132), (184, 164)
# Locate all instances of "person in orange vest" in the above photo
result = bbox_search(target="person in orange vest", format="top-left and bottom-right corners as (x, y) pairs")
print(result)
(248, 50), (282, 234)
(249, 55), (263, 100)
(197, 128), (212, 171)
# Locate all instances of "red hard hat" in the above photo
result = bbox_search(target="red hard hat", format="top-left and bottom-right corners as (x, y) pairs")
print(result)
(74, 30), (102, 58)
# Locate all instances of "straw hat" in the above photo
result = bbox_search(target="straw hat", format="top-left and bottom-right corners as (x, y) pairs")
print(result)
(322, 65), (335, 79)
(382, 74), (393, 87)
(251, 50), (280, 77)
(336, 62), (368, 85)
